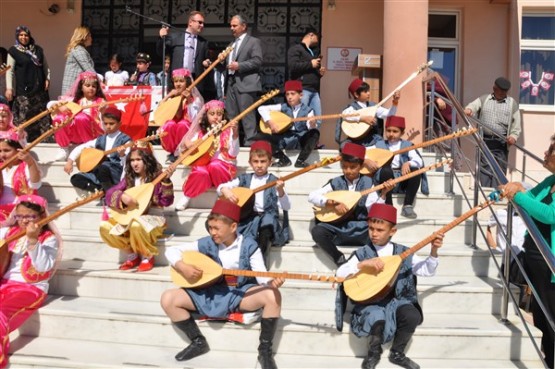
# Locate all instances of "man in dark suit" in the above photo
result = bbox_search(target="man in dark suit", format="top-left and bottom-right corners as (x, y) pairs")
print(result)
(157, 11), (216, 100)
(225, 14), (263, 147)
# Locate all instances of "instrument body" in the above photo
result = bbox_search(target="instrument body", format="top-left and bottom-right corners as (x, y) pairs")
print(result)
(259, 111), (358, 135)
(170, 251), (344, 288)
(110, 182), (155, 226)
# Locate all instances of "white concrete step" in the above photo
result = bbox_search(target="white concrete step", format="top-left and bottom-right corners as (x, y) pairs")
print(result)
(48, 260), (514, 315)
(57, 229), (495, 277)
(14, 295), (540, 361)
(9, 335), (542, 369)
(49, 204), (479, 244)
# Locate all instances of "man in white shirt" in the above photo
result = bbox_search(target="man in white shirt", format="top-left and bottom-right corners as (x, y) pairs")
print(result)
(336, 204), (443, 369)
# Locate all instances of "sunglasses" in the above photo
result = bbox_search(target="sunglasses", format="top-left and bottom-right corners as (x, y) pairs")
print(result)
(14, 214), (39, 221)
(191, 19), (204, 25)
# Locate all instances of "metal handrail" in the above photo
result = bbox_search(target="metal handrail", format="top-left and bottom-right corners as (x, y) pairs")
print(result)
(423, 72), (554, 368)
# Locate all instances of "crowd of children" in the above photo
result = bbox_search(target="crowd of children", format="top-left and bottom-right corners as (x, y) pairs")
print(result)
(0, 66), (452, 369)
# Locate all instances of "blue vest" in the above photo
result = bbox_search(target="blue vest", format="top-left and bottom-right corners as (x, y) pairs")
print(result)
(95, 132), (131, 165)
(237, 173), (290, 246)
(197, 235), (259, 288)
(328, 175), (374, 221)
(281, 103), (313, 133)
(335, 101), (384, 145)
(375, 140), (429, 195)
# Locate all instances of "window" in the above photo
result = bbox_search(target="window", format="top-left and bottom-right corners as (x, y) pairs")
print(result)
(428, 11), (460, 97)
(519, 14), (555, 107)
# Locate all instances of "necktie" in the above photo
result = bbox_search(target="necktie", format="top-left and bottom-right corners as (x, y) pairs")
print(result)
(229, 38), (240, 75)
(185, 34), (195, 72)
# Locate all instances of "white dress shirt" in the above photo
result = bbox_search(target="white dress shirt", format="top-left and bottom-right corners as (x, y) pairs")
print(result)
(228, 34), (246, 75)
(217, 173), (291, 212)
(165, 234), (271, 285)
(68, 131), (128, 163)
(336, 241), (439, 279)
(258, 103), (315, 131)
(369, 140), (423, 169)
(342, 101), (397, 123)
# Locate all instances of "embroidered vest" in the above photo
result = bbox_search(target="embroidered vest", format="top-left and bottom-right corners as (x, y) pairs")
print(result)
(197, 235), (259, 287)
(7, 226), (55, 283)
(95, 132), (132, 164)
(280, 103), (313, 132)
(12, 162), (37, 196)
(238, 173), (279, 216)
(328, 175), (373, 221)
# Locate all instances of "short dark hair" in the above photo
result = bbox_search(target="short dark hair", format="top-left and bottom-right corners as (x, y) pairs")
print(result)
(340, 153), (364, 165)
(302, 26), (319, 38)
(188, 10), (205, 21)
(354, 82), (370, 96)
(207, 213), (236, 225)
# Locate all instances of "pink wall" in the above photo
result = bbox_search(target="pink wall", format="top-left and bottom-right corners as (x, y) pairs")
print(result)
(0, 0), (83, 98)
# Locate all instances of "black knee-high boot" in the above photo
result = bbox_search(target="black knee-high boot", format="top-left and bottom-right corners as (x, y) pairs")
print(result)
(258, 226), (273, 267)
(173, 317), (210, 361)
(258, 317), (279, 369)
(361, 320), (384, 369)
(389, 331), (420, 369)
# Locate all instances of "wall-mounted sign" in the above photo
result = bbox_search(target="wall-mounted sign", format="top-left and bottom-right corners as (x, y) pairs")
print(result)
(326, 47), (362, 71)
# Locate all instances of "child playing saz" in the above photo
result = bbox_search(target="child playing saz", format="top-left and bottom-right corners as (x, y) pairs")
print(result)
(336, 204), (443, 369)
(218, 140), (291, 264)
(257, 80), (319, 168)
(0, 195), (62, 368)
(64, 107), (130, 194)
(100, 143), (174, 272)
(162, 200), (284, 369)
(308, 142), (392, 267)
(373, 116), (428, 219)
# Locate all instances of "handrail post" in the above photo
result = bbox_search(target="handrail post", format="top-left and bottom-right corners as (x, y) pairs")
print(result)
(521, 154), (527, 183)
(500, 202), (514, 321)
(472, 133), (481, 249)
(448, 105), (456, 194)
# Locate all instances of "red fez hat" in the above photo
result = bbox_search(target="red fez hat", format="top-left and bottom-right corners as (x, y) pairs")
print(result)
(368, 203), (397, 225)
(348, 79), (364, 96)
(386, 116), (405, 129)
(342, 142), (366, 160)
(250, 140), (272, 158)
(103, 106), (122, 121)
(284, 80), (303, 92)
(211, 199), (241, 222)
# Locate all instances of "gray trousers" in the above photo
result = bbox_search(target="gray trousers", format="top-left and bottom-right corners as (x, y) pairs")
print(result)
(225, 83), (258, 146)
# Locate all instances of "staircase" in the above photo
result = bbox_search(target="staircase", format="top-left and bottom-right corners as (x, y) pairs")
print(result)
(8, 144), (543, 368)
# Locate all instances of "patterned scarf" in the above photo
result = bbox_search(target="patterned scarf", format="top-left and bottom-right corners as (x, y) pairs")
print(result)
(14, 25), (42, 67)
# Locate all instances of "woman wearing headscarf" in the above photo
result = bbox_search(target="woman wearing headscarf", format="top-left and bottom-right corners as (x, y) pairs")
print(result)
(61, 26), (95, 97)
(5, 26), (51, 142)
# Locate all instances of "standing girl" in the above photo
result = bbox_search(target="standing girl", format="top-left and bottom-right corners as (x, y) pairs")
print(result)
(159, 68), (204, 163)
(175, 100), (239, 211)
(104, 53), (129, 86)
(100, 144), (175, 272)
(0, 195), (62, 368)
(52, 71), (106, 161)
(0, 135), (42, 223)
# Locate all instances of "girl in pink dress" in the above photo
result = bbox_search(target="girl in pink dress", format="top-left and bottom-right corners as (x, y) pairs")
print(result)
(51, 71), (106, 161)
(0, 194), (62, 368)
(0, 133), (42, 223)
(158, 68), (203, 163)
(175, 100), (239, 210)
(0, 104), (26, 145)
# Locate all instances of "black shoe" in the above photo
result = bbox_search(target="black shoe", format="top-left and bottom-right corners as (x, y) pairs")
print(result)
(294, 160), (310, 168)
(175, 337), (210, 361)
(361, 354), (381, 369)
(388, 350), (420, 369)
(258, 347), (278, 369)
(271, 157), (291, 167)
(335, 254), (347, 267)
(166, 154), (177, 164)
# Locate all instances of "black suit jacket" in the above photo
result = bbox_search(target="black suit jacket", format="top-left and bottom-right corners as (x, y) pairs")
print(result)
(157, 32), (215, 99)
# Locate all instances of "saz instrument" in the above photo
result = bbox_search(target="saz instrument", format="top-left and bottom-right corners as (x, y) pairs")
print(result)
(110, 90), (280, 226)
(0, 191), (104, 277)
(182, 89), (280, 167)
(76, 131), (168, 173)
(258, 111), (358, 135)
(313, 159), (452, 223)
(54, 96), (145, 118)
(226, 156), (341, 216)
(153, 47), (233, 126)
(170, 251), (344, 288)
(0, 115), (74, 172)
(360, 127), (478, 175)
(17, 101), (68, 133)
(0, 64), (10, 77)
(341, 61), (433, 140)
(343, 197), (500, 303)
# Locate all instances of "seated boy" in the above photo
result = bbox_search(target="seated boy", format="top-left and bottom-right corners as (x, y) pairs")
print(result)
(336, 78), (400, 148)
(257, 80), (320, 168)
(373, 116), (428, 219)
(308, 142), (391, 266)
(336, 204), (443, 369)
(218, 140), (291, 264)
(63, 107), (130, 193)
(161, 200), (284, 369)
